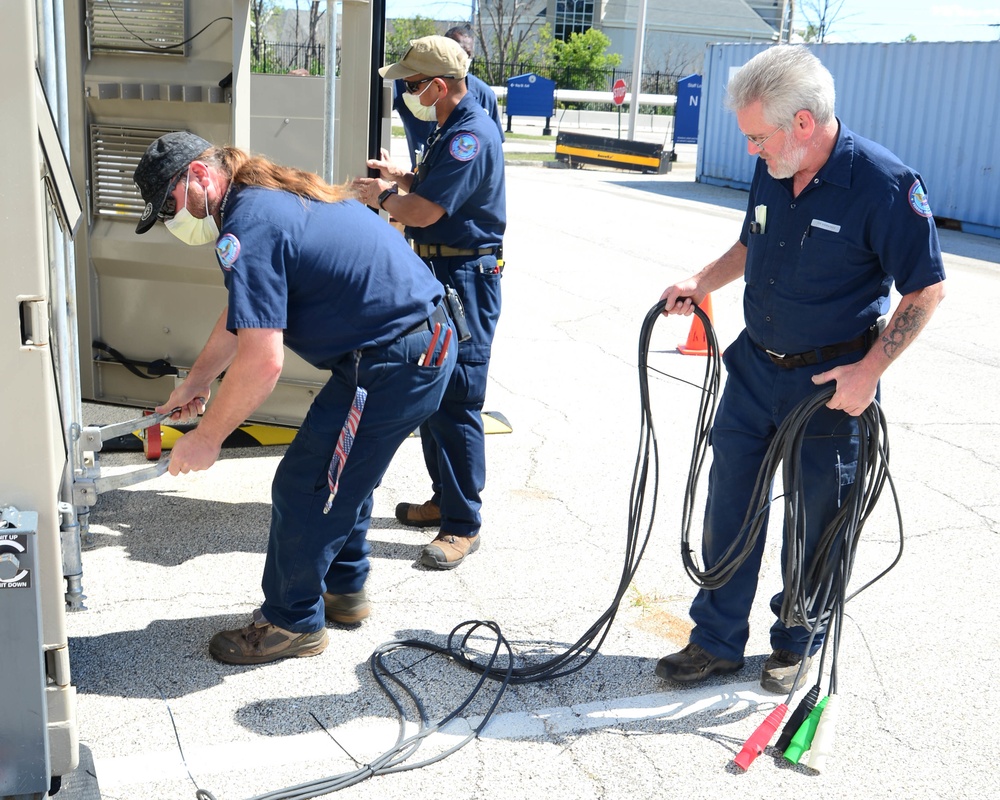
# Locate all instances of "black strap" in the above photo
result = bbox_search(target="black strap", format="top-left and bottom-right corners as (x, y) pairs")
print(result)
(92, 341), (179, 379)
(400, 301), (451, 337)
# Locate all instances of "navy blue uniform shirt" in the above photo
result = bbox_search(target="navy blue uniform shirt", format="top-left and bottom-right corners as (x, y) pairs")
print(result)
(214, 187), (443, 368)
(406, 92), (506, 250)
(394, 75), (504, 168)
(739, 121), (946, 355)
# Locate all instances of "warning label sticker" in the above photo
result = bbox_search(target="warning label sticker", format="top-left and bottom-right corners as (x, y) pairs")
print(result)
(0, 534), (31, 589)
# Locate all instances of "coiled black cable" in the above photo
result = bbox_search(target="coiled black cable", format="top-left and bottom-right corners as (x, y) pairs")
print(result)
(660, 305), (905, 713)
(192, 298), (901, 798)
(189, 299), (712, 799)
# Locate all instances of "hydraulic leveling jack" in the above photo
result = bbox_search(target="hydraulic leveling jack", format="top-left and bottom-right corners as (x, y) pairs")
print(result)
(70, 406), (189, 508)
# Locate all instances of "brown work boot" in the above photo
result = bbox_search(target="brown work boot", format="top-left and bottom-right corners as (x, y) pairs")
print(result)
(395, 499), (441, 528)
(323, 589), (370, 624)
(209, 608), (328, 665)
(421, 532), (480, 570)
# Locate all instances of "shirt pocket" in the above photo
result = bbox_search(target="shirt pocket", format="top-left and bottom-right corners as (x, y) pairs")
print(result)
(793, 234), (849, 296)
(744, 232), (767, 287)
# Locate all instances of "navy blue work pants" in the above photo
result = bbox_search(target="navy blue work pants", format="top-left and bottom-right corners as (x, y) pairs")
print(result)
(260, 323), (456, 633)
(419, 254), (502, 536)
(689, 330), (863, 662)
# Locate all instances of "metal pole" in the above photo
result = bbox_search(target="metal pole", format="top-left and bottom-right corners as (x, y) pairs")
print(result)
(323, 1), (339, 183)
(626, 0), (648, 141)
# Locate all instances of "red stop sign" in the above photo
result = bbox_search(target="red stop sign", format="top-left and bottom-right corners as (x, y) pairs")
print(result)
(612, 78), (627, 106)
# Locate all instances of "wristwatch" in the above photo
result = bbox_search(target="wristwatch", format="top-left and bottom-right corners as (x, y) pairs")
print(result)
(377, 183), (398, 209)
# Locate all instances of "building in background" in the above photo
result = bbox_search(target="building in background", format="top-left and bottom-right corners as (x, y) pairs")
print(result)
(475, 1), (779, 77)
(259, 2), (781, 80)
(579, 0), (778, 74)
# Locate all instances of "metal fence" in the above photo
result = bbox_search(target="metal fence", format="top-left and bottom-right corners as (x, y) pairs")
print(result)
(473, 58), (680, 100)
(251, 43), (681, 112)
(251, 40), (330, 75)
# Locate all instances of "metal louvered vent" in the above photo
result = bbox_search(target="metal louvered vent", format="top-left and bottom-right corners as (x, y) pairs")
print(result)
(90, 125), (173, 221)
(87, 0), (186, 57)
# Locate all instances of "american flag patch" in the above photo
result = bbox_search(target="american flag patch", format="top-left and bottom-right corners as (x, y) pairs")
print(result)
(323, 386), (368, 514)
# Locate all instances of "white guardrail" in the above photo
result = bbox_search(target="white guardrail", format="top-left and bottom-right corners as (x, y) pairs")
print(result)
(491, 86), (677, 108)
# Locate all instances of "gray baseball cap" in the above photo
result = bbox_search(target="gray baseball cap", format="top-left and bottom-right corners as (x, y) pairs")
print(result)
(133, 131), (212, 234)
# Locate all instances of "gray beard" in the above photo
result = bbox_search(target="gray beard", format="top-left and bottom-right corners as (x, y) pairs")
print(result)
(766, 140), (807, 180)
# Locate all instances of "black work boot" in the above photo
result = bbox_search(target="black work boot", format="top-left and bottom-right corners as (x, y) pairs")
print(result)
(760, 648), (812, 694)
(655, 642), (744, 684)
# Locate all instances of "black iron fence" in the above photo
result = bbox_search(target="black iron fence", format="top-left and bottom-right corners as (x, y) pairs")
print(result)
(472, 59), (681, 113)
(251, 40), (330, 75)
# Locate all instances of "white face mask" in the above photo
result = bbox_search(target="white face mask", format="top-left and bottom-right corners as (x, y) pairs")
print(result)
(165, 168), (219, 246)
(402, 80), (439, 122)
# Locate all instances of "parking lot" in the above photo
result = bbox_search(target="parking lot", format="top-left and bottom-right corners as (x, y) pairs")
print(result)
(65, 152), (1000, 800)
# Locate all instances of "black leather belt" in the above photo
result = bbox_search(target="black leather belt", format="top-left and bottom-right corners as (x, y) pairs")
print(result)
(401, 302), (450, 337)
(415, 243), (497, 258)
(758, 322), (882, 369)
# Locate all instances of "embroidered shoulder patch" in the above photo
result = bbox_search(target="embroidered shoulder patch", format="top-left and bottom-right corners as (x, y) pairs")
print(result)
(449, 133), (480, 162)
(216, 233), (241, 270)
(908, 180), (932, 218)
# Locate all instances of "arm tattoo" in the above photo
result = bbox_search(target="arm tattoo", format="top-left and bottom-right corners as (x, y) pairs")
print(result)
(882, 303), (928, 359)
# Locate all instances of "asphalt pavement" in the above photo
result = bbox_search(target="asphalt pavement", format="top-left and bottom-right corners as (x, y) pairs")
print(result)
(64, 133), (1000, 800)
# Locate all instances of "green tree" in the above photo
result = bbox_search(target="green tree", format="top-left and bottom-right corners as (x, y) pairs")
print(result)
(902, 33), (918, 42)
(523, 23), (557, 73)
(386, 16), (440, 62)
(552, 28), (621, 91)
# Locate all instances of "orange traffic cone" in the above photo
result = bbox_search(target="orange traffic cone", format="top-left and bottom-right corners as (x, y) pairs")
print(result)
(677, 293), (715, 356)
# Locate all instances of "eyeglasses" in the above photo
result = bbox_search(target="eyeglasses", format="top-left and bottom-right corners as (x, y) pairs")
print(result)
(745, 126), (783, 150)
(157, 173), (184, 221)
(403, 77), (440, 94)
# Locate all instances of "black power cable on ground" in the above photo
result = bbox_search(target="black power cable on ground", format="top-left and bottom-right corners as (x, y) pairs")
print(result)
(185, 298), (718, 800)
(185, 298), (900, 797)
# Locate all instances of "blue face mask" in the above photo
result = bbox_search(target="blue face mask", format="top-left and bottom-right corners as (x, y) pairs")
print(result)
(165, 167), (219, 246)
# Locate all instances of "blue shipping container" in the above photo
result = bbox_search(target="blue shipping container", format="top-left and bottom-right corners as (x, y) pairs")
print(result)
(697, 41), (1000, 238)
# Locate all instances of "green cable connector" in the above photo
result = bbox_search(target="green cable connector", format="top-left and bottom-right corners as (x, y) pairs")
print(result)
(783, 695), (829, 764)
(806, 694), (841, 772)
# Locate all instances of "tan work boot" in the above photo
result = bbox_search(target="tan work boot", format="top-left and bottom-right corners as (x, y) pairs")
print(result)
(395, 499), (441, 528)
(323, 589), (370, 624)
(209, 608), (328, 665)
(421, 532), (480, 570)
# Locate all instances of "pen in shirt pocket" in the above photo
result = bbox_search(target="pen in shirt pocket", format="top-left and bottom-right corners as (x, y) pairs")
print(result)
(802, 218), (841, 246)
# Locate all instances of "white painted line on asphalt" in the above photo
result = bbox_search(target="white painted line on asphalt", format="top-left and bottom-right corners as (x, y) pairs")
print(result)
(93, 681), (778, 789)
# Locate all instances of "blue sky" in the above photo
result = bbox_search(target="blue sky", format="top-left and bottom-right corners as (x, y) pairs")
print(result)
(278, 1), (1000, 42)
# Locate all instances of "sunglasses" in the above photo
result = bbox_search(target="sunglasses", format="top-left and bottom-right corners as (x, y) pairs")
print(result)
(157, 173), (185, 221)
(403, 76), (441, 94)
